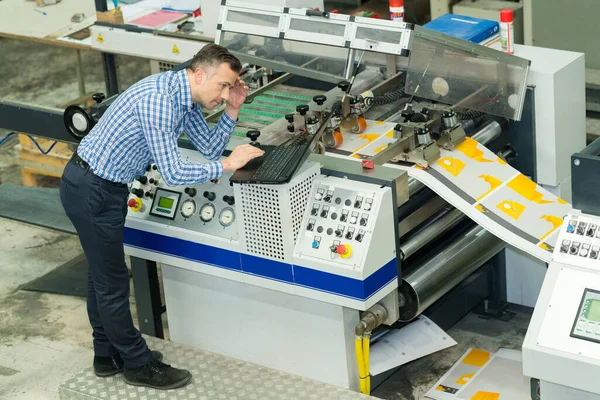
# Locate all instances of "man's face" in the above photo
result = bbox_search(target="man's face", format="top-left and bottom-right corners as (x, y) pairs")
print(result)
(194, 63), (238, 110)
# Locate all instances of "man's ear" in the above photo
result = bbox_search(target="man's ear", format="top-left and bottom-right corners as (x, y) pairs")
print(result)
(194, 68), (206, 85)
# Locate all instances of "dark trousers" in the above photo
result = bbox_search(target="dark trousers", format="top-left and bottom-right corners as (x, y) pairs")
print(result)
(60, 155), (152, 369)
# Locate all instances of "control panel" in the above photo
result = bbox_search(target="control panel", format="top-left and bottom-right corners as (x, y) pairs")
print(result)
(571, 289), (600, 343)
(293, 175), (395, 273)
(554, 213), (600, 270)
(126, 151), (238, 241)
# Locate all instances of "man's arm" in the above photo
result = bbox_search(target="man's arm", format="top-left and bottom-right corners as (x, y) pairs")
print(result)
(135, 93), (224, 186)
(184, 110), (236, 161)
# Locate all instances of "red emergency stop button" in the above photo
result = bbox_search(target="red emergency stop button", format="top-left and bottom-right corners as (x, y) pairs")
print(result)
(128, 198), (143, 212)
(336, 244), (352, 258)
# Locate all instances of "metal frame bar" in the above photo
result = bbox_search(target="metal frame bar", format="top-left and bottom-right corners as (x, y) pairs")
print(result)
(130, 257), (165, 338)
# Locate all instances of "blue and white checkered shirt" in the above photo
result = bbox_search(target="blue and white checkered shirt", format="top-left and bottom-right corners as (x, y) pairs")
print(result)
(77, 69), (236, 186)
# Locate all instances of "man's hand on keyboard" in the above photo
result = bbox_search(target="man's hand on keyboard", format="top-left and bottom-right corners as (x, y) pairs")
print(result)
(221, 144), (265, 172)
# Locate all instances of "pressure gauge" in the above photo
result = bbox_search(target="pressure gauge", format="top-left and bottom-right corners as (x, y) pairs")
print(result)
(180, 199), (196, 218)
(200, 203), (215, 222)
(219, 207), (235, 227)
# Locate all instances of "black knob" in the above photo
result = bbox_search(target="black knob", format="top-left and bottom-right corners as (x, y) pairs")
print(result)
(355, 234), (363, 242)
(323, 195), (332, 203)
(335, 229), (342, 237)
(340, 214), (347, 222)
(135, 175), (148, 184)
(313, 95), (327, 106)
(329, 245), (337, 253)
(92, 93), (106, 104)
(145, 191), (154, 199)
(354, 201), (361, 208)
(360, 218), (367, 226)
(311, 208), (318, 216)
(592, 251), (598, 259)
(246, 130), (261, 142)
(223, 195), (235, 205)
(145, 165), (151, 172)
(588, 229), (595, 237)
(394, 123), (403, 132)
(307, 223), (314, 231)
(203, 191), (216, 201)
(185, 187), (197, 197)
(152, 165), (158, 170)
(421, 107), (429, 115)
(345, 231), (353, 240)
(296, 104), (309, 116)
(285, 113), (295, 123)
(337, 81), (350, 92)
(131, 188), (144, 198)
(149, 178), (155, 184)
(288, 124), (295, 133)
(561, 245), (569, 253)
(320, 210), (328, 218)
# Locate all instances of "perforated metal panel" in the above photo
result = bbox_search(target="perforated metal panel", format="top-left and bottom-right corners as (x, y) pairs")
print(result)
(149, 60), (178, 74)
(234, 162), (320, 261)
(290, 171), (318, 244)
(239, 184), (285, 260)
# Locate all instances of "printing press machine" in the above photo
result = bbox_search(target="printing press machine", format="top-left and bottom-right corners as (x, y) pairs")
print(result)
(0, 2), (592, 396)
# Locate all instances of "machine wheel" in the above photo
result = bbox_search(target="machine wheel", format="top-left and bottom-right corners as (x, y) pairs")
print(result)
(63, 105), (95, 141)
(333, 129), (344, 147)
(352, 116), (367, 134)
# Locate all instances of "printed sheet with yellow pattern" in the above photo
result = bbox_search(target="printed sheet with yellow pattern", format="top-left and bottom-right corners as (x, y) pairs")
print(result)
(326, 120), (572, 263)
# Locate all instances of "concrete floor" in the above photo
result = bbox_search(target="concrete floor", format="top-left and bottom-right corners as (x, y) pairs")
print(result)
(0, 36), (533, 400)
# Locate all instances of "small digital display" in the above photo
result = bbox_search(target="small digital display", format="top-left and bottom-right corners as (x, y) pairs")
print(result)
(158, 197), (174, 209)
(588, 300), (600, 322)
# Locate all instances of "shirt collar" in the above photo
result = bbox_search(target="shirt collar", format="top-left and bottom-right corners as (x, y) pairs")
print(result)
(176, 69), (194, 111)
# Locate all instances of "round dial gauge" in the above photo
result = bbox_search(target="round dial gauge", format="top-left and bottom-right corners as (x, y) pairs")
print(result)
(219, 207), (235, 227)
(180, 199), (196, 218)
(200, 203), (215, 222)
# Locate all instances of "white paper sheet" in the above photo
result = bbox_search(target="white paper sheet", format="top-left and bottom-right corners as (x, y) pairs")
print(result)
(424, 348), (493, 400)
(370, 316), (457, 376)
(457, 349), (530, 400)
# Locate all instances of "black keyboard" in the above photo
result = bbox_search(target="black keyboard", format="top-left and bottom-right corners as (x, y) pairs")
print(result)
(250, 143), (307, 182)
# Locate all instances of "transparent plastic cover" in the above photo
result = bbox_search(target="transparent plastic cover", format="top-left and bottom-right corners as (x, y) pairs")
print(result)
(404, 26), (530, 120)
(221, 31), (350, 84)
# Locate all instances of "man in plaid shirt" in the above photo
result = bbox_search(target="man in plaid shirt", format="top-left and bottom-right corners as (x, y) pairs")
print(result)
(60, 44), (263, 390)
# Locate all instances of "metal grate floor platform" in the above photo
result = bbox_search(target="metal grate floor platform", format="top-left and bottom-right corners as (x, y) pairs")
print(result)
(59, 336), (376, 400)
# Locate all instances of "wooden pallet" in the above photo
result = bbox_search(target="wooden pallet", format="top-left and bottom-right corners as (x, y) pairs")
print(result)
(16, 134), (73, 187)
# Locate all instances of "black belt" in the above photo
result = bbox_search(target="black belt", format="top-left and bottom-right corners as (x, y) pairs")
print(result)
(72, 152), (90, 170)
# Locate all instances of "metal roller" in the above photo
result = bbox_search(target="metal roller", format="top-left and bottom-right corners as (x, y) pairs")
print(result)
(397, 225), (505, 321)
(399, 208), (466, 260)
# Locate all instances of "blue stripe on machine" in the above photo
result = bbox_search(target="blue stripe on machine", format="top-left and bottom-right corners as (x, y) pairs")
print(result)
(241, 253), (293, 283)
(124, 227), (242, 271)
(294, 258), (397, 300)
(123, 227), (397, 300)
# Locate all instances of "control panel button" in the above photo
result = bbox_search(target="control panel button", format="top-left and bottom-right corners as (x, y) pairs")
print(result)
(203, 191), (216, 201)
(364, 198), (373, 211)
(336, 243), (353, 258)
(131, 188), (144, 198)
(315, 188), (324, 201)
(360, 214), (369, 226)
(587, 224), (598, 237)
(184, 187), (197, 197)
(340, 211), (348, 222)
(320, 206), (330, 218)
(311, 204), (320, 216)
(128, 198), (143, 212)
(354, 196), (363, 209)
(577, 222), (588, 235)
(560, 239), (570, 253)
(324, 190), (333, 203)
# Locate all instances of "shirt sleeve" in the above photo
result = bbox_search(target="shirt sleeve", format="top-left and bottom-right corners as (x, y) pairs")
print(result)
(134, 93), (224, 186)
(184, 108), (236, 161)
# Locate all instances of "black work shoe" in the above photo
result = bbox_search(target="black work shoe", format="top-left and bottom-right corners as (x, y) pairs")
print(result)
(94, 351), (163, 377)
(123, 359), (192, 390)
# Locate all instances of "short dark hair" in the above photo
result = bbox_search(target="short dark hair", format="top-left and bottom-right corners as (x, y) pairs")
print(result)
(188, 44), (242, 74)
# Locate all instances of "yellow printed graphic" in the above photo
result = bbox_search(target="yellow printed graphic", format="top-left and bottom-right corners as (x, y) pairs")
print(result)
(557, 198), (568, 205)
(456, 373), (475, 385)
(496, 157), (507, 165)
(172, 44), (180, 54)
(385, 129), (394, 138)
(376, 121), (385, 125)
(471, 392), (500, 400)
(476, 174), (503, 201)
(507, 174), (553, 204)
(352, 154), (361, 159)
(475, 204), (488, 213)
(539, 215), (563, 241)
(462, 349), (490, 367)
(97, 34), (104, 43)
(437, 157), (466, 177)
(540, 243), (553, 252)
(350, 133), (381, 155)
(497, 200), (526, 220)
(456, 137), (493, 162)
(374, 145), (388, 154)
